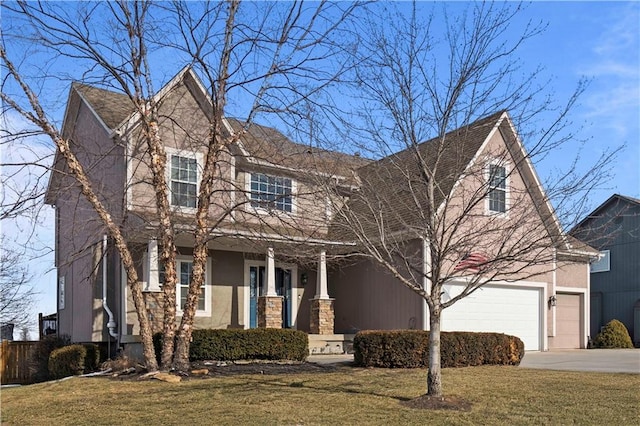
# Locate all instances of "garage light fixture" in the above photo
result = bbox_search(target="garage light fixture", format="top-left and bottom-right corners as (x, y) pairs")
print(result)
(548, 295), (557, 308)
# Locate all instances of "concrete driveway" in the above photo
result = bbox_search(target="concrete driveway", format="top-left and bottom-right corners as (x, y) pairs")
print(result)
(519, 349), (640, 373)
(309, 350), (640, 373)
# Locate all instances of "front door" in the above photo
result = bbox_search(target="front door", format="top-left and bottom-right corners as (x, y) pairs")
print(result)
(249, 265), (292, 328)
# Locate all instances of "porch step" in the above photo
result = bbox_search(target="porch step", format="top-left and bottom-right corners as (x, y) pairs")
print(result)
(308, 334), (355, 355)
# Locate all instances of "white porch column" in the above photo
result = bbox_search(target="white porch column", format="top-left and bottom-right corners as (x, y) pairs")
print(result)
(265, 247), (277, 296)
(315, 250), (329, 299)
(146, 239), (160, 292)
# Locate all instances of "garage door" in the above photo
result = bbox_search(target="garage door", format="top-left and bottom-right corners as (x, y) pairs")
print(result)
(441, 283), (542, 351)
(553, 293), (582, 349)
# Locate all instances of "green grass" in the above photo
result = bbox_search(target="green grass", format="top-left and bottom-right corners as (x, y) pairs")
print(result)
(2, 366), (639, 425)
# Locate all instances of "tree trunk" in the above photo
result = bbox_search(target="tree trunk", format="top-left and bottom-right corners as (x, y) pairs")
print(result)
(427, 305), (443, 397)
(146, 120), (178, 370)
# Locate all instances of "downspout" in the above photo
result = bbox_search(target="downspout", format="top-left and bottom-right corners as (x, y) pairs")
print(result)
(102, 235), (118, 340)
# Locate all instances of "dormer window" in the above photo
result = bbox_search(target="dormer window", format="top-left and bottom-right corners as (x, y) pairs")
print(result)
(250, 173), (293, 213)
(488, 164), (507, 214)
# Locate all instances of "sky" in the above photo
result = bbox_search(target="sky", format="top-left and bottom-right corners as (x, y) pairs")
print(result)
(1, 1), (638, 339)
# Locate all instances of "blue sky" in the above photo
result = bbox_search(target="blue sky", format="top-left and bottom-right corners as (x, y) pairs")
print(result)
(2, 1), (638, 338)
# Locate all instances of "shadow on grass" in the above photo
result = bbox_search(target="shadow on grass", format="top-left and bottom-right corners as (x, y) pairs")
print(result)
(176, 367), (415, 402)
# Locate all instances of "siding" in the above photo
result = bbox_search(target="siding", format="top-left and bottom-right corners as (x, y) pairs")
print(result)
(329, 258), (424, 332)
(577, 199), (640, 341)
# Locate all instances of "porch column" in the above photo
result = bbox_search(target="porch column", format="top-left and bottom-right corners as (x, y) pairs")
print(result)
(310, 250), (335, 335)
(258, 247), (283, 328)
(143, 239), (163, 333)
(265, 247), (277, 296)
(146, 239), (160, 292)
(316, 250), (329, 299)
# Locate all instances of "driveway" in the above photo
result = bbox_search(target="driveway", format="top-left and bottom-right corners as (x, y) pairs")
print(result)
(519, 349), (640, 373)
(309, 350), (640, 373)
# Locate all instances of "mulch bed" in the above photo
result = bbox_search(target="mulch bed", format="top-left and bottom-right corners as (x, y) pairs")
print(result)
(400, 394), (473, 411)
(105, 360), (339, 381)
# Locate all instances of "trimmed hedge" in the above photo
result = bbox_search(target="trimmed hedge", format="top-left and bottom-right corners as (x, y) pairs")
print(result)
(593, 319), (633, 349)
(154, 328), (309, 363)
(47, 343), (102, 380)
(353, 330), (524, 368)
(30, 334), (71, 382)
(49, 345), (87, 379)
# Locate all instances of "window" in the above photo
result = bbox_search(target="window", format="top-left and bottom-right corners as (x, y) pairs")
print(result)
(590, 250), (610, 273)
(250, 173), (293, 213)
(158, 257), (210, 315)
(488, 164), (507, 213)
(170, 154), (197, 208)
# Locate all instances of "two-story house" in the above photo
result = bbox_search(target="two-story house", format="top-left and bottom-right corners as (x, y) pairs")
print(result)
(45, 68), (594, 355)
(572, 194), (640, 345)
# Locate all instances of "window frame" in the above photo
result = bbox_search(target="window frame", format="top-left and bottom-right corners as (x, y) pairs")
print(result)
(486, 161), (509, 215)
(247, 171), (296, 214)
(166, 147), (202, 211)
(155, 255), (212, 317)
(590, 250), (610, 273)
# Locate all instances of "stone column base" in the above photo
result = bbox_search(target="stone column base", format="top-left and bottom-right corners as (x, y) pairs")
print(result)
(310, 298), (334, 335)
(142, 291), (164, 334)
(258, 296), (283, 328)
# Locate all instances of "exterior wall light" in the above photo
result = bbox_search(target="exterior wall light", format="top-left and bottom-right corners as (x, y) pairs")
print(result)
(548, 295), (557, 309)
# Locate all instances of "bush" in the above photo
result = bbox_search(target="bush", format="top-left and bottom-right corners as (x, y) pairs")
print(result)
(592, 319), (633, 349)
(353, 330), (524, 368)
(30, 334), (71, 382)
(82, 344), (102, 372)
(154, 329), (308, 363)
(48, 344), (87, 379)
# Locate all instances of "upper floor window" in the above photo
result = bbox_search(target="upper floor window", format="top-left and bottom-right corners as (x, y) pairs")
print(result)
(169, 153), (198, 208)
(250, 173), (293, 213)
(488, 164), (507, 214)
(590, 250), (610, 273)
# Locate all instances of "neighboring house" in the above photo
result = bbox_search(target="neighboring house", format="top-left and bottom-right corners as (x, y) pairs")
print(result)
(572, 194), (640, 345)
(45, 68), (594, 355)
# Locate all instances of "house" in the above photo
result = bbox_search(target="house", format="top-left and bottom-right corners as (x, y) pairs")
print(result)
(45, 68), (594, 356)
(572, 194), (640, 345)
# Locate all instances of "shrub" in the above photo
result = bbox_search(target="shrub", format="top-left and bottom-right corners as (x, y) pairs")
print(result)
(48, 344), (87, 379)
(30, 334), (71, 382)
(82, 344), (102, 372)
(353, 330), (524, 368)
(593, 319), (633, 349)
(155, 329), (308, 363)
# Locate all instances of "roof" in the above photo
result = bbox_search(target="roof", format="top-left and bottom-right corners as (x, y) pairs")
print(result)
(227, 118), (370, 180)
(571, 193), (640, 232)
(328, 111), (506, 238)
(72, 83), (133, 130)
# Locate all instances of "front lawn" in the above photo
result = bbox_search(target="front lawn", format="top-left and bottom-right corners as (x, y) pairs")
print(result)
(2, 365), (638, 425)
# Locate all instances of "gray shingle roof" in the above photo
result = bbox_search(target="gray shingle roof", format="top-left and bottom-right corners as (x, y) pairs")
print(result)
(73, 83), (133, 130)
(328, 111), (506, 239)
(226, 118), (370, 180)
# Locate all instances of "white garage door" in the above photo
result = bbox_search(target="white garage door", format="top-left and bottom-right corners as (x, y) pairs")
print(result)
(441, 283), (542, 351)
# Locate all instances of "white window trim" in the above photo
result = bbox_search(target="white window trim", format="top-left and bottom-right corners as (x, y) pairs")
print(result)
(175, 255), (212, 317)
(590, 250), (610, 273)
(165, 147), (203, 212)
(245, 171), (297, 215)
(485, 161), (510, 216)
(243, 259), (298, 329)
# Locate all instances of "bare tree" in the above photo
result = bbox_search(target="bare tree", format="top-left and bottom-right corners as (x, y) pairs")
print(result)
(1, 1), (359, 371)
(0, 239), (37, 333)
(324, 2), (616, 398)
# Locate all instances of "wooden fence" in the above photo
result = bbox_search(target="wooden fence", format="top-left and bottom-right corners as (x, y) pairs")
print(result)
(1, 340), (38, 385)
